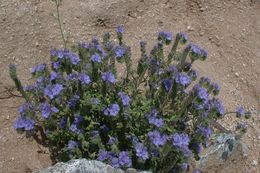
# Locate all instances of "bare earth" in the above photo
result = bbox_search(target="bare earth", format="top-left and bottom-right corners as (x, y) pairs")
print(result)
(0, 0), (259, 172)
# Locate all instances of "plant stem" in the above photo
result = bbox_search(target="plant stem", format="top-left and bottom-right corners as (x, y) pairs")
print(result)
(54, 0), (67, 48)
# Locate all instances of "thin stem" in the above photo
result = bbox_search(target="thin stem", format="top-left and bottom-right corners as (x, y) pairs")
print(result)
(54, 0), (67, 48)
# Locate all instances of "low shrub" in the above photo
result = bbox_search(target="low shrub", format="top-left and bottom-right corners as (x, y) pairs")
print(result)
(10, 27), (248, 173)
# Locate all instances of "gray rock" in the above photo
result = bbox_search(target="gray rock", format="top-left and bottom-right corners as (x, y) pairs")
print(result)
(197, 133), (249, 173)
(34, 159), (152, 173)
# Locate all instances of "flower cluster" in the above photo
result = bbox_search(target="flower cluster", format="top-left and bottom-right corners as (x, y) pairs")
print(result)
(10, 27), (247, 173)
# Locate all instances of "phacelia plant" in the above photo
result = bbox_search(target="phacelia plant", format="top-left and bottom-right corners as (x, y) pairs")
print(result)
(10, 27), (248, 173)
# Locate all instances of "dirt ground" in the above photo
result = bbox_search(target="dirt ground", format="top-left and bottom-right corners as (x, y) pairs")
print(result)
(0, 0), (259, 172)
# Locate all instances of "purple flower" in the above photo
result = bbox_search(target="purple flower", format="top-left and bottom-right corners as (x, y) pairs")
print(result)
(98, 149), (109, 161)
(192, 84), (208, 101)
(66, 51), (80, 65)
(103, 103), (120, 117)
(59, 117), (67, 129)
(211, 82), (221, 95)
(68, 95), (80, 108)
(50, 71), (59, 81)
(66, 72), (78, 81)
(50, 48), (66, 58)
(167, 65), (177, 73)
(118, 92), (131, 106)
(188, 69), (198, 80)
(236, 106), (245, 117)
(190, 44), (208, 60)
(108, 136), (118, 145)
(67, 140), (79, 150)
(191, 142), (202, 153)
(52, 61), (60, 70)
(110, 156), (120, 168)
(78, 73), (91, 85)
(69, 115), (84, 134)
(31, 64), (46, 74)
(100, 124), (109, 132)
(162, 79), (173, 92)
(211, 98), (225, 116)
(35, 76), (48, 88)
(146, 108), (165, 127)
(18, 103), (30, 116)
(158, 31), (173, 43)
(148, 116), (164, 128)
(135, 143), (149, 160)
(172, 133), (190, 147)
(148, 130), (167, 147)
(118, 151), (132, 167)
(175, 73), (191, 86)
(40, 102), (59, 119)
(24, 85), (36, 91)
(172, 133), (192, 156)
(44, 84), (63, 100)
(114, 46), (127, 58)
(90, 130), (99, 138)
(178, 32), (188, 43)
(91, 37), (99, 45)
(96, 45), (107, 57)
(13, 116), (35, 131)
(90, 53), (102, 63)
(196, 125), (212, 139)
(116, 26), (125, 34)
(102, 71), (116, 84)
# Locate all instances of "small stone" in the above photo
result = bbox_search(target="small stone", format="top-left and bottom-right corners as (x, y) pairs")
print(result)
(258, 136), (260, 140)
(11, 157), (14, 161)
(252, 160), (258, 166)
(235, 73), (239, 77)
(187, 25), (194, 31)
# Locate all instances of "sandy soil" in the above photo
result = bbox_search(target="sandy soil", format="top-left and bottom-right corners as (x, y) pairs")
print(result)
(0, 0), (259, 172)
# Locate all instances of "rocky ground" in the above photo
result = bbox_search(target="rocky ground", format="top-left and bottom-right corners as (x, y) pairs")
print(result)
(0, 0), (259, 172)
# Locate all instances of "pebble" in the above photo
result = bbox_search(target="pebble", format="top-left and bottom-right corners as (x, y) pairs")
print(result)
(235, 72), (239, 77)
(252, 160), (258, 166)
(187, 25), (194, 31)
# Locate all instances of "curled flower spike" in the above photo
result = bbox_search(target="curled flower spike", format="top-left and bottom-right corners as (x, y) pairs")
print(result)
(102, 71), (117, 84)
(118, 151), (132, 167)
(158, 31), (173, 44)
(175, 73), (191, 87)
(118, 92), (131, 107)
(189, 44), (208, 61)
(148, 130), (167, 147)
(13, 116), (35, 131)
(114, 45), (127, 58)
(44, 84), (63, 100)
(78, 73), (91, 85)
(90, 53), (102, 63)
(177, 32), (188, 44)
(103, 103), (120, 117)
(31, 64), (47, 74)
(162, 79), (173, 92)
(135, 143), (149, 160)
(116, 25), (125, 34)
